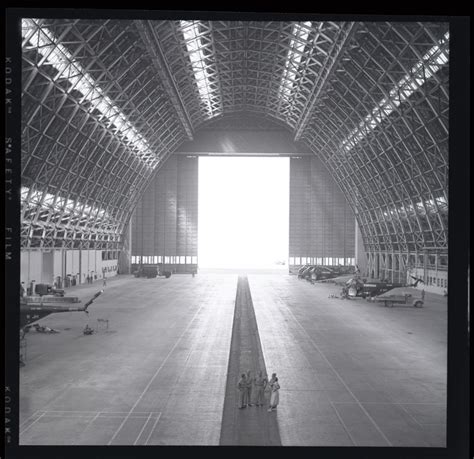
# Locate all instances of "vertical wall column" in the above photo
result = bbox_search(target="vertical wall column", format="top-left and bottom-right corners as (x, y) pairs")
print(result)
(354, 218), (368, 276)
(118, 219), (132, 275)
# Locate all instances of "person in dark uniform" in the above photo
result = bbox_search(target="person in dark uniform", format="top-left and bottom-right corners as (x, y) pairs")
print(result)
(237, 373), (248, 408)
(246, 370), (254, 406)
(254, 371), (267, 406)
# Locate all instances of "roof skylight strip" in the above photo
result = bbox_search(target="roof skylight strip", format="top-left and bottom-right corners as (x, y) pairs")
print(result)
(180, 20), (221, 118)
(21, 186), (115, 226)
(340, 31), (449, 153)
(382, 195), (448, 218)
(21, 18), (159, 168)
(278, 22), (312, 101)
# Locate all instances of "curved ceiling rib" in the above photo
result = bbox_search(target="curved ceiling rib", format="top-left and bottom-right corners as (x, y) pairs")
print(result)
(20, 19), (449, 259)
(21, 18), (188, 248)
(300, 22), (448, 254)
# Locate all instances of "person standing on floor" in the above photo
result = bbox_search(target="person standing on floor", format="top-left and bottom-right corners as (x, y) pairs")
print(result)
(238, 373), (248, 409)
(267, 373), (277, 391)
(246, 370), (254, 406)
(265, 372), (276, 406)
(254, 370), (267, 406)
(268, 376), (280, 412)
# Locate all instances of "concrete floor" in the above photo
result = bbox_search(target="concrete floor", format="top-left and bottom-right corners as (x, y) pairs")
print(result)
(19, 273), (447, 446)
(249, 275), (447, 447)
(20, 274), (237, 445)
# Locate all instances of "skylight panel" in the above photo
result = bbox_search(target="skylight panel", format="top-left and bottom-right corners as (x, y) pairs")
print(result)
(21, 18), (159, 169)
(341, 31), (449, 153)
(22, 186), (111, 224)
(278, 22), (312, 102)
(180, 20), (220, 118)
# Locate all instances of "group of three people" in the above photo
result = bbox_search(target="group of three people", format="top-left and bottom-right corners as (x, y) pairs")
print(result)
(238, 370), (280, 412)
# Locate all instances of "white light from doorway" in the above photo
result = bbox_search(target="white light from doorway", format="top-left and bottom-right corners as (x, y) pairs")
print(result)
(198, 157), (289, 270)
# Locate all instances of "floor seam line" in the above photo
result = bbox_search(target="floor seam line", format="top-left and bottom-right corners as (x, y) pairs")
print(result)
(107, 298), (207, 445)
(144, 413), (162, 445)
(329, 400), (357, 446)
(134, 411), (154, 445)
(280, 294), (393, 446)
(19, 412), (46, 436)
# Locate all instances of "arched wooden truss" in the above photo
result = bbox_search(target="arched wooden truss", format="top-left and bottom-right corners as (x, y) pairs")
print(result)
(21, 19), (448, 276)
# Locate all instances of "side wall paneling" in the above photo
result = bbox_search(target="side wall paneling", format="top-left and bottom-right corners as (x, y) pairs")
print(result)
(131, 156), (198, 273)
(289, 156), (355, 267)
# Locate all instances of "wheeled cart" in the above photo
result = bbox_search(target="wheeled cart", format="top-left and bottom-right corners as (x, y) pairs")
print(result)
(376, 293), (424, 308)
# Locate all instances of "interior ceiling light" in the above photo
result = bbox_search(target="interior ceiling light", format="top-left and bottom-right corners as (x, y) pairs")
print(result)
(278, 22), (312, 102)
(341, 31), (449, 153)
(21, 18), (159, 169)
(180, 20), (221, 119)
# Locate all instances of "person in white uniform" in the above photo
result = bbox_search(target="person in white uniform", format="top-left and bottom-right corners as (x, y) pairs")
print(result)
(268, 376), (280, 412)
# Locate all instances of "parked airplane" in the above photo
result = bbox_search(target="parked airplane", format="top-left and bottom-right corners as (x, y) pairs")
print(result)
(20, 290), (103, 331)
(343, 275), (425, 298)
(298, 264), (357, 283)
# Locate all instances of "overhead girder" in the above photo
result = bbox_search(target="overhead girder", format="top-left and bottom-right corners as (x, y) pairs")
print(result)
(20, 19), (448, 261)
(300, 22), (448, 254)
(134, 20), (194, 140)
(21, 18), (188, 248)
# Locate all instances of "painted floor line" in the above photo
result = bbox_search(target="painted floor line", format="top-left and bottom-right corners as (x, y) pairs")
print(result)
(329, 400), (357, 446)
(142, 299), (215, 444)
(29, 412), (154, 419)
(19, 410), (40, 428)
(71, 411), (102, 446)
(144, 412), (163, 445)
(20, 412), (46, 436)
(134, 411), (154, 445)
(107, 299), (207, 445)
(281, 299), (393, 446)
(397, 403), (425, 429)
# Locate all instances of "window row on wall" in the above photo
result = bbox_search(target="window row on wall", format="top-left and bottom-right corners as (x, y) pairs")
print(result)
(428, 276), (448, 289)
(102, 250), (119, 260)
(289, 257), (355, 266)
(411, 267), (448, 290)
(131, 255), (197, 265)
